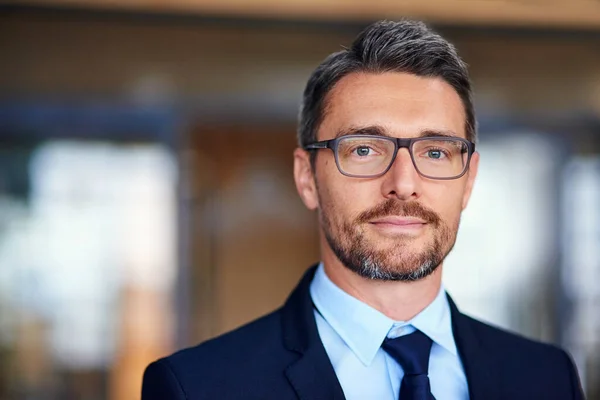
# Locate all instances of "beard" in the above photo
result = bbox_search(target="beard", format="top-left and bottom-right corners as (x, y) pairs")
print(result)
(319, 197), (457, 282)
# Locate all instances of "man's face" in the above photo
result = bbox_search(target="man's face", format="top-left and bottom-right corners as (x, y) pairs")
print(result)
(294, 71), (479, 281)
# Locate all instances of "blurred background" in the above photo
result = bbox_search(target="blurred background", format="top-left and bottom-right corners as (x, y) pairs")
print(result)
(0, 1), (599, 399)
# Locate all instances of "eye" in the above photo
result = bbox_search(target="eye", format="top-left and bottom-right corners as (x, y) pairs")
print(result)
(427, 149), (443, 159)
(424, 148), (448, 160)
(354, 146), (372, 157)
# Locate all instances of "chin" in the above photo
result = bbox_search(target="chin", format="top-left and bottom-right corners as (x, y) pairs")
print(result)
(368, 234), (429, 251)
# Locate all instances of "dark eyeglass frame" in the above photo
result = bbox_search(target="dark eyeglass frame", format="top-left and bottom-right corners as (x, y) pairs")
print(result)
(304, 135), (476, 180)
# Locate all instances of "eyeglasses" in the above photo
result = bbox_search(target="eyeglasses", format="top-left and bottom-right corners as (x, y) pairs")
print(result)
(304, 135), (476, 180)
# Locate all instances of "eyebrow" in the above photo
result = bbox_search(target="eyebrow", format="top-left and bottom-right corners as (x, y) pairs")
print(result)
(334, 125), (388, 138)
(418, 129), (461, 139)
(334, 125), (462, 139)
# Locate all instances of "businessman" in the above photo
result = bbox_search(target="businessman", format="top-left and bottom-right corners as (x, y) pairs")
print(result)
(142, 20), (584, 399)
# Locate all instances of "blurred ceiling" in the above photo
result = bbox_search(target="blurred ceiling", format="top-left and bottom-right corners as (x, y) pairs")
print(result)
(6, 0), (600, 29)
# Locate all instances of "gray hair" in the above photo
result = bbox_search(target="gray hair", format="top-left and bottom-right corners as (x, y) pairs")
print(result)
(297, 20), (475, 153)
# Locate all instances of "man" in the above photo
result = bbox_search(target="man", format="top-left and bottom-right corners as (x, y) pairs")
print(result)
(142, 20), (584, 399)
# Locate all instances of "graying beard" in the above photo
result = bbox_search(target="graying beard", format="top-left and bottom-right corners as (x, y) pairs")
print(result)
(322, 212), (447, 282)
(358, 257), (435, 281)
(317, 190), (454, 283)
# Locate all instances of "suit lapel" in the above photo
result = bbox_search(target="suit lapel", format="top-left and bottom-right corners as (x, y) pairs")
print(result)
(281, 268), (504, 400)
(284, 346), (346, 400)
(281, 266), (346, 400)
(447, 295), (502, 400)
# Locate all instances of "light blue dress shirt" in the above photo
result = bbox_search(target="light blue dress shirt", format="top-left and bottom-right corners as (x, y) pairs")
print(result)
(310, 263), (469, 400)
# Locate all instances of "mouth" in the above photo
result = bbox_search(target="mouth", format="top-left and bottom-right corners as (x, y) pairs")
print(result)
(369, 216), (427, 235)
(370, 216), (427, 226)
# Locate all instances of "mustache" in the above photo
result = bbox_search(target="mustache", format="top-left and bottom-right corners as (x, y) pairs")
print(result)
(356, 199), (441, 225)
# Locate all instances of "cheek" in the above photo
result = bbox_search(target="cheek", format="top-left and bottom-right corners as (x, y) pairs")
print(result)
(317, 166), (378, 219)
(427, 182), (465, 223)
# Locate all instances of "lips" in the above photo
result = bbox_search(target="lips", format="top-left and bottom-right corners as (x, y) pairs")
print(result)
(370, 216), (427, 226)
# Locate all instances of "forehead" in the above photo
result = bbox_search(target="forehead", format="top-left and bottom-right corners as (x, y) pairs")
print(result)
(319, 72), (466, 140)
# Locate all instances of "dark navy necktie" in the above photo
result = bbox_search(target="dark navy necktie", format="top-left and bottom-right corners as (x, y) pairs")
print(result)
(382, 330), (436, 400)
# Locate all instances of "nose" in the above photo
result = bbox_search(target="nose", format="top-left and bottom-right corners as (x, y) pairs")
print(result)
(380, 148), (422, 201)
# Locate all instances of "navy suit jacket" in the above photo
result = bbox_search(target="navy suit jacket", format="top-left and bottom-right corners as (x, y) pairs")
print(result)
(142, 266), (584, 399)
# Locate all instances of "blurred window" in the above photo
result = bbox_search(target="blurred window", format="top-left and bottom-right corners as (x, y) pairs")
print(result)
(444, 132), (560, 340)
(0, 140), (177, 400)
(561, 156), (600, 392)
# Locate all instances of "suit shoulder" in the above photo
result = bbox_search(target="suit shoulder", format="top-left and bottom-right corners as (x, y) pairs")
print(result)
(151, 306), (294, 388)
(461, 314), (584, 397)
(463, 313), (570, 361)
(143, 308), (299, 398)
(168, 307), (285, 366)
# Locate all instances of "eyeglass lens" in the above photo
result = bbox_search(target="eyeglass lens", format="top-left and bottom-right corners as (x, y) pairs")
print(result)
(335, 136), (469, 178)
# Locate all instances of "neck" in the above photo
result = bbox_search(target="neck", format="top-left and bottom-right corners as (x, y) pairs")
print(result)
(321, 242), (443, 322)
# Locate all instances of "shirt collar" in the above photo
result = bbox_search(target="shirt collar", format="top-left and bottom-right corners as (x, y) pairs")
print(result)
(310, 263), (458, 366)
(410, 281), (458, 357)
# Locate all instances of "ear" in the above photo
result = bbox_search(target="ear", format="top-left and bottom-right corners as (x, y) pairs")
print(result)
(461, 151), (480, 210)
(293, 148), (319, 210)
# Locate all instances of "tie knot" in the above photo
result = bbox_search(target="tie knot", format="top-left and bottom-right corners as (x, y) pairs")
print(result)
(382, 330), (433, 375)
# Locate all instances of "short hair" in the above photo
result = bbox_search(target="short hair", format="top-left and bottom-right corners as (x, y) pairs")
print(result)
(297, 20), (475, 155)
